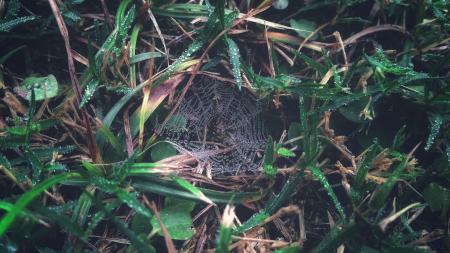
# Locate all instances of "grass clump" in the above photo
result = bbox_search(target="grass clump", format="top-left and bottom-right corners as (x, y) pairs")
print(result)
(0, 0), (449, 252)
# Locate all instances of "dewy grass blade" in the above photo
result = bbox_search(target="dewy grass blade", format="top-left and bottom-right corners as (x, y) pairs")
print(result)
(132, 177), (265, 204)
(87, 192), (156, 253)
(310, 165), (346, 220)
(235, 168), (305, 234)
(226, 37), (242, 90)
(129, 24), (141, 88)
(425, 115), (443, 151)
(97, 125), (126, 158)
(170, 174), (215, 205)
(0, 16), (38, 32)
(311, 220), (365, 253)
(0, 201), (40, 223)
(0, 172), (81, 237)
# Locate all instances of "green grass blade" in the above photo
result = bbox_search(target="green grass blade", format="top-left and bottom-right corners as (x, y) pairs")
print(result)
(0, 16), (38, 32)
(226, 37), (242, 90)
(425, 115), (443, 151)
(353, 142), (378, 191)
(310, 165), (346, 220)
(311, 220), (364, 253)
(235, 169), (305, 234)
(0, 172), (81, 237)
(132, 176), (264, 204)
(97, 125), (126, 158)
(130, 52), (162, 64)
(170, 174), (214, 205)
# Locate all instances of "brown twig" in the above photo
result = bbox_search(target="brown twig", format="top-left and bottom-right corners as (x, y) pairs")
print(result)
(48, 0), (99, 162)
(144, 197), (177, 253)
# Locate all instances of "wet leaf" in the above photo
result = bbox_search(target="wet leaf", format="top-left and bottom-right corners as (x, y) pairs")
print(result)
(150, 197), (195, 240)
(290, 19), (318, 40)
(151, 142), (177, 162)
(276, 147), (296, 158)
(423, 182), (450, 215)
(425, 115), (442, 151)
(80, 79), (99, 108)
(226, 37), (242, 90)
(18, 75), (58, 101)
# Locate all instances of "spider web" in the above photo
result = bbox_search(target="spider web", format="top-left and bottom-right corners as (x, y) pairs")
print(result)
(162, 77), (267, 175)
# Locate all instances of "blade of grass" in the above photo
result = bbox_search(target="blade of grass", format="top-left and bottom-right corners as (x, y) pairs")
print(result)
(170, 174), (215, 205)
(132, 177), (264, 204)
(0, 172), (81, 237)
(235, 168), (305, 234)
(310, 165), (346, 220)
(129, 24), (141, 88)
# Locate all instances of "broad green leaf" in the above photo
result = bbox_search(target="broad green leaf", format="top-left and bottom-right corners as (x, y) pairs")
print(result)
(0, 201), (40, 223)
(150, 197), (195, 240)
(131, 213), (152, 235)
(151, 142), (177, 161)
(18, 75), (58, 101)
(423, 182), (450, 216)
(290, 19), (318, 40)
(276, 147), (296, 158)
(214, 0), (225, 29)
(273, 0), (289, 10)
(338, 96), (372, 123)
